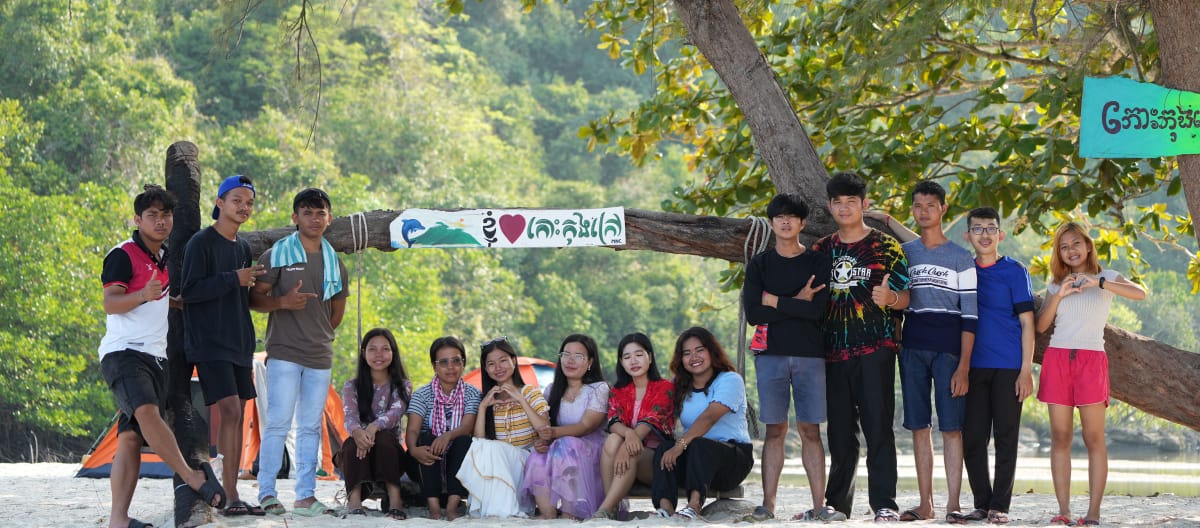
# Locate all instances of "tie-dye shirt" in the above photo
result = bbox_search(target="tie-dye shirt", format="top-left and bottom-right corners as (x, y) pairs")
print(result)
(812, 228), (910, 362)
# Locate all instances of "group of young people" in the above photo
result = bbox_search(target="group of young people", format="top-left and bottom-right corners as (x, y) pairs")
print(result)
(98, 176), (350, 526)
(96, 171), (1144, 527)
(342, 326), (755, 521)
(742, 173), (1145, 525)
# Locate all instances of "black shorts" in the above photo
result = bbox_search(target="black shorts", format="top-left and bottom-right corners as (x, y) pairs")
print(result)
(195, 360), (256, 405)
(101, 349), (167, 435)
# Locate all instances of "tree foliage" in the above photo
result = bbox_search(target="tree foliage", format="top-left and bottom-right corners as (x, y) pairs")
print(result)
(577, 0), (1198, 289)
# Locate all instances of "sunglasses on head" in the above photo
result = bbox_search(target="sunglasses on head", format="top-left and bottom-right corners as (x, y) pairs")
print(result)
(480, 336), (508, 351)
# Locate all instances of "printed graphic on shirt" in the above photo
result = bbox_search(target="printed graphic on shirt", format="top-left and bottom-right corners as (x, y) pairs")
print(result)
(814, 230), (910, 361)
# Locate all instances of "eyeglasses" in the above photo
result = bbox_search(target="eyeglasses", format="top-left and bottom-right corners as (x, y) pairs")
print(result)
(559, 351), (588, 362)
(968, 226), (1000, 235)
(480, 336), (508, 351)
(434, 357), (465, 368)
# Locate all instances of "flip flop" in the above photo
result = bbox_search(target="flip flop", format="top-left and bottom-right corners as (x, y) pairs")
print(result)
(388, 508), (408, 520)
(674, 506), (701, 521)
(947, 511), (968, 524)
(293, 500), (335, 517)
(963, 508), (988, 521)
(260, 496), (286, 515)
(1050, 515), (1075, 526)
(197, 462), (227, 509)
(223, 500), (266, 516)
(127, 519), (154, 528)
(1076, 518), (1100, 526)
(899, 508), (927, 521)
(987, 510), (1010, 524)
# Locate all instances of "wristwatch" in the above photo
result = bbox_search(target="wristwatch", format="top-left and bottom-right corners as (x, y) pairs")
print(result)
(1098, 276), (1106, 289)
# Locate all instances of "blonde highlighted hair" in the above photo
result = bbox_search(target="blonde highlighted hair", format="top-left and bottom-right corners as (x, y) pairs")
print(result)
(1048, 221), (1101, 284)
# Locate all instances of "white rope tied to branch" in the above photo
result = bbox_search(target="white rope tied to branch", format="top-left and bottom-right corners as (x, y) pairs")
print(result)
(738, 216), (771, 439)
(348, 212), (369, 350)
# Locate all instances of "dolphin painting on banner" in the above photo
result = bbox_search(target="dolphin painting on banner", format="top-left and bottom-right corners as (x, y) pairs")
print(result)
(389, 207), (626, 249)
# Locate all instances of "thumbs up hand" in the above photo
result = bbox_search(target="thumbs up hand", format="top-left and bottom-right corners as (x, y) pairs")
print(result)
(142, 269), (164, 302)
(871, 273), (897, 308)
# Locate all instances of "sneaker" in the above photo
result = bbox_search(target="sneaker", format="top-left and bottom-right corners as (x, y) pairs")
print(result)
(874, 508), (901, 522)
(818, 506), (847, 522)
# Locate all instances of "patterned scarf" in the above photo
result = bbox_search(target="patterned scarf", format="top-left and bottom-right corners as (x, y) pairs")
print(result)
(269, 231), (343, 300)
(429, 379), (466, 437)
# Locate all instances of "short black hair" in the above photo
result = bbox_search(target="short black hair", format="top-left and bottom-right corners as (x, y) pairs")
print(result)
(967, 207), (1000, 225)
(428, 336), (466, 364)
(134, 184), (177, 216)
(766, 193), (809, 220)
(826, 171), (867, 200)
(293, 187), (331, 214)
(911, 180), (946, 204)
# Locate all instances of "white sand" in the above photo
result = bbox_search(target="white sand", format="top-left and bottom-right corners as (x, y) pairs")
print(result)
(6, 462), (1199, 527)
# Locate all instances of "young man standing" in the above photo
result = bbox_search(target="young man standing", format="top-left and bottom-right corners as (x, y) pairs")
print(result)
(99, 185), (225, 528)
(250, 188), (348, 517)
(742, 193), (839, 522)
(958, 207), (1035, 524)
(181, 174), (266, 515)
(812, 172), (910, 522)
(886, 181), (978, 522)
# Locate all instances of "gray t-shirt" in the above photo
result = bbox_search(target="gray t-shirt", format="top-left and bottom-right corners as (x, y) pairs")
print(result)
(258, 247), (349, 369)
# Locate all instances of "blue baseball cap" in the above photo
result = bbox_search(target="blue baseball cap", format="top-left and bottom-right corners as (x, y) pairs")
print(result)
(212, 175), (256, 220)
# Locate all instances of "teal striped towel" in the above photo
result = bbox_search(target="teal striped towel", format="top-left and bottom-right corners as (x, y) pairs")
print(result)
(269, 232), (343, 300)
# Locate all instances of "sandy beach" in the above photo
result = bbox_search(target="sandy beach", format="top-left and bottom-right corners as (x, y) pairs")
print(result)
(5, 459), (1199, 528)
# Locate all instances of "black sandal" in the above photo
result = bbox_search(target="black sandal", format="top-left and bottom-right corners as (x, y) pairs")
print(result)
(388, 508), (408, 520)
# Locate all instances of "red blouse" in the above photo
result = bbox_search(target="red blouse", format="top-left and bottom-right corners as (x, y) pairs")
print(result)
(606, 378), (675, 440)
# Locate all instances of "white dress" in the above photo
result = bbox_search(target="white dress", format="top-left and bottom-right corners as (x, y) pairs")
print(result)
(457, 438), (532, 517)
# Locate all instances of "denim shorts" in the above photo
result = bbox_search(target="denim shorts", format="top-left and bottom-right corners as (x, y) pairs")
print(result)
(899, 347), (965, 432)
(754, 355), (826, 424)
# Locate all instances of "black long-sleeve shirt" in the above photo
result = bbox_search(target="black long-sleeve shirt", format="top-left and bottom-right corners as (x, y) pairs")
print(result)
(180, 226), (256, 366)
(742, 248), (832, 358)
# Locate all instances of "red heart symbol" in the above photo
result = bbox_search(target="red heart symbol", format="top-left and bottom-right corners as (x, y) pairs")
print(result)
(499, 214), (526, 244)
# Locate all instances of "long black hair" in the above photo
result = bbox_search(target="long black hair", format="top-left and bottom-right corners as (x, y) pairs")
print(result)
(480, 338), (524, 440)
(669, 327), (735, 417)
(546, 334), (606, 426)
(613, 332), (663, 389)
(355, 328), (411, 424)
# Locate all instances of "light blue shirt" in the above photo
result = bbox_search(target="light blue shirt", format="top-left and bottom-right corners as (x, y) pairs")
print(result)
(679, 371), (751, 444)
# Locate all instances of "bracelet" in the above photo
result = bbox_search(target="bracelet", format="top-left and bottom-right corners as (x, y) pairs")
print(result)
(676, 438), (688, 451)
(886, 290), (899, 308)
(1098, 276), (1106, 290)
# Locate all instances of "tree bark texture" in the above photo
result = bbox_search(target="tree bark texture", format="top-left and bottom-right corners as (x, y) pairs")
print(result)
(1149, 0), (1200, 247)
(670, 0), (833, 229)
(164, 141), (214, 527)
(241, 206), (1200, 431)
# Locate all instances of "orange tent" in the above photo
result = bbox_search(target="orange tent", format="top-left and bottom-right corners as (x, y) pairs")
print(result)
(463, 356), (557, 389)
(78, 356), (349, 480)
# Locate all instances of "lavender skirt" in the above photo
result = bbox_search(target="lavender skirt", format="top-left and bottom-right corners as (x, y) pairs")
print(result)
(518, 435), (605, 518)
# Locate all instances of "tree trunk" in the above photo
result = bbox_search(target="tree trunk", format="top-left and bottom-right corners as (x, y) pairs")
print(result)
(670, 0), (834, 230)
(164, 142), (214, 527)
(1149, 0), (1200, 248)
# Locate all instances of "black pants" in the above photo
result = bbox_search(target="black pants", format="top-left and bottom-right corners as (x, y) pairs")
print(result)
(824, 350), (899, 515)
(651, 438), (753, 510)
(416, 431), (471, 499)
(963, 368), (1023, 513)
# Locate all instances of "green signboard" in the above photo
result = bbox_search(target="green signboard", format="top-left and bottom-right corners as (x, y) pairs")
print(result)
(1080, 76), (1200, 158)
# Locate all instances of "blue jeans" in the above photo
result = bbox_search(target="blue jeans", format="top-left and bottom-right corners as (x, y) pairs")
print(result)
(257, 358), (331, 502)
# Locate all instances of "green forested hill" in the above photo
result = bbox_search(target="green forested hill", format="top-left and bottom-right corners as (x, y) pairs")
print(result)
(0, 0), (738, 460)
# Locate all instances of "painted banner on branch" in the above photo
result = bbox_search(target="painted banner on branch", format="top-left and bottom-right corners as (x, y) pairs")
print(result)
(389, 208), (626, 249)
(1080, 76), (1200, 158)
